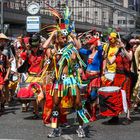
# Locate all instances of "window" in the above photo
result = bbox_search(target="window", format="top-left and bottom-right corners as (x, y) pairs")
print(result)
(95, 11), (98, 17)
(78, 0), (82, 6)
(86, 11), (89, 17)
(129, 20), (135, 25)
(123, 20), (126, 24)
(102, 11), (106, 19)
(86, 0), (89, 7)
(118, 20), (122, 24)
(78, 11), (82, 19)
(118, 20), (127, 25)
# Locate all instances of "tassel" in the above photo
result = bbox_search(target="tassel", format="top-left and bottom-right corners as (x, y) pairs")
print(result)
(77, 109), (89, 123)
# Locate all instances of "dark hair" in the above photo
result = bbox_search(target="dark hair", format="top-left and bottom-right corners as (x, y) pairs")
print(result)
(121, 38), (132, 50)
(0, 46), (4, 51)
(29, 33), (41, 47)
(121, 35), (133, 50)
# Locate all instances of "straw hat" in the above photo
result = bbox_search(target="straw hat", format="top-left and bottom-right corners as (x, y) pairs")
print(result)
(0, 33), (9, 40)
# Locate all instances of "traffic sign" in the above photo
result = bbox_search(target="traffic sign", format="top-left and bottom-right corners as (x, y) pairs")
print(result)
(26, 16), (41, 32)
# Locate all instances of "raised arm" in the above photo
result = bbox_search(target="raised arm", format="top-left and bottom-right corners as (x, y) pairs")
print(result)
(70, 32), (81, 49)
(119, 41), (133, 61)
(42, 31), (57, 49)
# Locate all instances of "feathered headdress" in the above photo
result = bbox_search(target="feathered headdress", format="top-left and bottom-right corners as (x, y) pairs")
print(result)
(42, 5), (75, 36)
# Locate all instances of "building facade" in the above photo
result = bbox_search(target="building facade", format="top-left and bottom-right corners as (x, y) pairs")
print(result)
(0, 0), (140, 36)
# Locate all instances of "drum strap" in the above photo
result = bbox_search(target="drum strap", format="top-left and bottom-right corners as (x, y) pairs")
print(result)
(121, 76), (128, 89)
(116, 69), (130, 77)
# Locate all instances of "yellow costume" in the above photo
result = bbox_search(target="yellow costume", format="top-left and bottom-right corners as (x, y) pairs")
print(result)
(106, 46), (119, 73)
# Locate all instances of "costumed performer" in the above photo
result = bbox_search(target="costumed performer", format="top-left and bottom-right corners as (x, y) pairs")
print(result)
(79, 34), (103, 122)
(42, 6), (89, 138)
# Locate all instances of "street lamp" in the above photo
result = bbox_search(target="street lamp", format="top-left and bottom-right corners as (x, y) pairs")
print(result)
(0, 0), (4, 33)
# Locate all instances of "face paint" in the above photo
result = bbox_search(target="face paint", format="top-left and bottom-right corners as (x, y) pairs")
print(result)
(109, 37), (116, 44)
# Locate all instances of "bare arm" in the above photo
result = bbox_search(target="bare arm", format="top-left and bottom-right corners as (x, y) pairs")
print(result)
(119, 41), (133, 61)
(123, 49), (133, 61)
(4, 58), (11, 81)
(70, 33), (81, 49)
(135, 46), (140, 68)
(42, 31), (56, 49)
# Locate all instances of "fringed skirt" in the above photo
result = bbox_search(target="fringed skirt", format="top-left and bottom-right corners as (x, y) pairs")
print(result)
(50, 75), (77, 97)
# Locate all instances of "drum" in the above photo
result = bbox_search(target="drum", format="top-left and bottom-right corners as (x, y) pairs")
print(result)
(98, 86), (123, 117)
(14, 82), (41, 102)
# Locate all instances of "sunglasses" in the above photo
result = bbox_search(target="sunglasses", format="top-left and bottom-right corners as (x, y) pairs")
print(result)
(86, 36), (92, 39)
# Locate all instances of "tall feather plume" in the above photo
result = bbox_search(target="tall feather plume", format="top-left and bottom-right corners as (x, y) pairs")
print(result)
(64, 6), (71, 20)
(41, 24), (60, 33)
(47, 4), (62, 20)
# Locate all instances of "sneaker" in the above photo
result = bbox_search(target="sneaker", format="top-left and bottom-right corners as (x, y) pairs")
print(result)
(76, 126), (86, 138)
(0, 103), (5, 112)
(48, 128), (62, 138)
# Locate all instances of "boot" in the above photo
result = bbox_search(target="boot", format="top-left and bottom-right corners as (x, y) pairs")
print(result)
(89, 106), (97, 122)
(108, 116), (119, 124)
(1, 102), (5, 112)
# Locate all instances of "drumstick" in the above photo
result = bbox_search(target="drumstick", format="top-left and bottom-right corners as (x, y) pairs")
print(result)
(117, 32), (121, 41)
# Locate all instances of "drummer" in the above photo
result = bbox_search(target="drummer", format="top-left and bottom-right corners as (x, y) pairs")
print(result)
(102, 32), (119, 86)
(19, 33), (46, 118)
(101, 32), (120, 123)
(106, 34), (133, 124)
(79, 33), (103, 122)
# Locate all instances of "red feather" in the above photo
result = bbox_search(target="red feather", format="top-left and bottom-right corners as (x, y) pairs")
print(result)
(47, 4), (62, 19)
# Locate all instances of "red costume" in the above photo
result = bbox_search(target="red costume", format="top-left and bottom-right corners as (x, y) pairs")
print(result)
(20, 51), (44, 74)
(0, 54), (7, 85)
(113, 50), (131, 107)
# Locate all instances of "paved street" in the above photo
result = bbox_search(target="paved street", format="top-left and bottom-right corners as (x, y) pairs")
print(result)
(0, 103), (140, 140)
